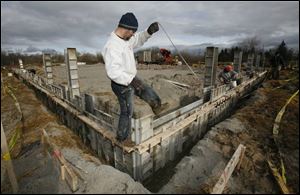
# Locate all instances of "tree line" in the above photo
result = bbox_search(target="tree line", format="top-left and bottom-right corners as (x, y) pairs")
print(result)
(1, 51), (105, 67)
(1, 39), (298, 67)
(217, 41), (298, 67)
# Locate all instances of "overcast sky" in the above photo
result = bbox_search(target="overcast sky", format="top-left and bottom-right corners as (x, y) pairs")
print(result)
(1, 1), (299, 54)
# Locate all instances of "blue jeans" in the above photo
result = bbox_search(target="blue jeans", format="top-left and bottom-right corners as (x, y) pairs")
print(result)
(134, 80), (161, 109)
(111, 77), (161, 141)
(111, 81), (134, 141)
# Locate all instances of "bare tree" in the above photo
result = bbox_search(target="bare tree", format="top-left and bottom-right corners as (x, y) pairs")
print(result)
(238, 36), (261, 52)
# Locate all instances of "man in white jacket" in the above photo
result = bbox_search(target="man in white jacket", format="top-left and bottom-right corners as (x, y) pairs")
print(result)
(102, 13), (165, 145)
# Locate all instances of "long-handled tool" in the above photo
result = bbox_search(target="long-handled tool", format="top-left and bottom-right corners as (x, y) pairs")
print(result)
(158, 22), (200, 79)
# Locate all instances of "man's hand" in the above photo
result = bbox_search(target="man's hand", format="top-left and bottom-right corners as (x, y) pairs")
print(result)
(130, 77), (144, 91)
(147, 22), (159, 35)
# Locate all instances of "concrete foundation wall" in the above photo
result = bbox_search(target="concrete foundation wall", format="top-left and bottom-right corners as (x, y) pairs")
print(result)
(13, 68), (267, 182)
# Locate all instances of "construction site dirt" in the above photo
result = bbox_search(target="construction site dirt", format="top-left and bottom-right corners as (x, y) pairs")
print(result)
(1, 65), (299, 194)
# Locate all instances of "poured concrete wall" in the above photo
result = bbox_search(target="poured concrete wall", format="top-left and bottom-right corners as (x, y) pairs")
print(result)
(233, 50), (243, 73)
(65, 48), (80, 98)
(204, 47), (218, 87)
(43, 53), (53, 84)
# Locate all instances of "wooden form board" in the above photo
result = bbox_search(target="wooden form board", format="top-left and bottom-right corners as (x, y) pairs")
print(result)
(136, 93), (233, 154)
(136, 71), (266, 154)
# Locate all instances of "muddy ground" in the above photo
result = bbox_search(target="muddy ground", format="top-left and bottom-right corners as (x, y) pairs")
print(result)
(1, 65), (299, 194)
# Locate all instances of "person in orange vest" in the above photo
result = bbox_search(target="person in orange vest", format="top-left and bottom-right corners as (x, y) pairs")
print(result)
(218, 65), (238, 85)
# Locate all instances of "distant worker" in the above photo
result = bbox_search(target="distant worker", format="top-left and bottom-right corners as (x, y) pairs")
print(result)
(218, 65), (238, 87)
(102, 13), (168, 145)
(270, 51), (285, 80)
(160, 48), (172, 64)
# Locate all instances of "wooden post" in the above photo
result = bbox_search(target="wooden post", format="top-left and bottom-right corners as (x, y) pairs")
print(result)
(1, 121), (19, 193)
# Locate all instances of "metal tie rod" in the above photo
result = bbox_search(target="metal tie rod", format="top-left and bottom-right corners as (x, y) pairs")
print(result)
(158, 22), (199, 79)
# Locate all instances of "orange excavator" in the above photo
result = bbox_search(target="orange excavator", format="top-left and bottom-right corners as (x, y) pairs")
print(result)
(159, 48), (173, 64)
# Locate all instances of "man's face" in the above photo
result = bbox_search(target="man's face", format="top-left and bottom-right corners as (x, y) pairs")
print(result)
(124, 29), (136, 40)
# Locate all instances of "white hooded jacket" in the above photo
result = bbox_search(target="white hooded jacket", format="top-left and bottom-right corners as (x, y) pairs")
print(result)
(102, 30), (151, 86)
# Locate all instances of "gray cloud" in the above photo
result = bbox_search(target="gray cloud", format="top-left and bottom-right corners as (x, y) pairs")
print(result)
(1, 1), (299, 53)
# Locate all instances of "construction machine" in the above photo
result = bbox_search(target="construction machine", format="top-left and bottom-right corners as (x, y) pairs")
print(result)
(135, 47), (183, 65)
(159, 48), (173, 64)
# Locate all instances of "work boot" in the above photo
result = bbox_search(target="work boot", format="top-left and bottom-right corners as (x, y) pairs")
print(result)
(122, 138), (135, 147)
(153, 103), (169, 115)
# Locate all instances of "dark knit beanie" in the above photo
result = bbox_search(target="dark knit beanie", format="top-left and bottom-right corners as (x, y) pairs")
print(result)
(118, 12), (138, 31)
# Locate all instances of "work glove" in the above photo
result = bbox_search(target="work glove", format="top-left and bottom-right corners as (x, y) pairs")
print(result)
(147, 22), (159, 35)
(130, 77), (144, 91)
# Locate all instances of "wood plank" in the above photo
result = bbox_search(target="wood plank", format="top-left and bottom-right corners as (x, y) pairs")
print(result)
(211, 144), (246, 194)
(60, 165), (66, 180)
(136, 111), (202, 153)
(136, 95), (235, 154)
(41, 129), (79, 192)
(63, 163), (79, 192)
(162, 79), (191, 88)
(153, 99), (203, 128)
